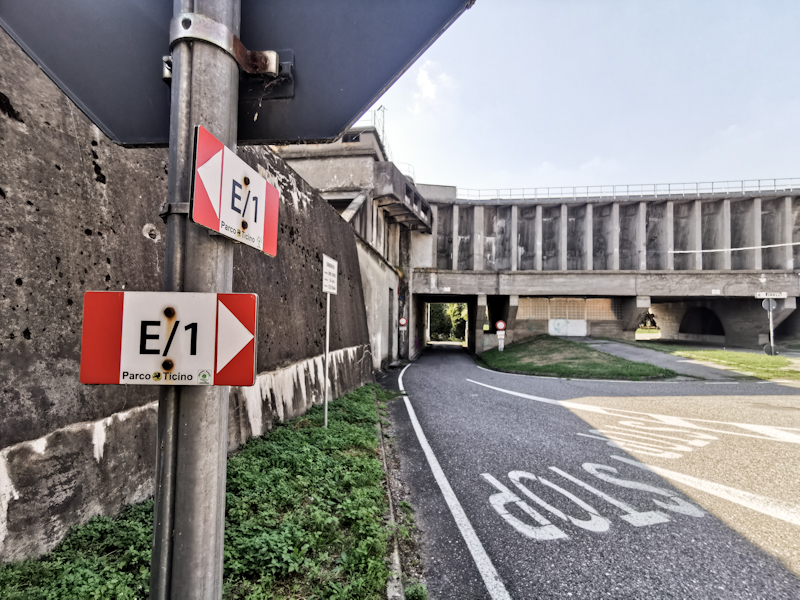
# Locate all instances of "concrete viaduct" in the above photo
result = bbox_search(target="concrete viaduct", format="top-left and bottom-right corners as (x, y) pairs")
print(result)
(410, 181), (800, 354)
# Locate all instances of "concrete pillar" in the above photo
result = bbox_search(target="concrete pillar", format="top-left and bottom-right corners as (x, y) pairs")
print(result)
(474, 206), (484, 271)
(691, 200), (702, 270)
(430, 204), (438, 267)
(783, 196), (794, 270)
(665, 201), (674, 270)
(452, 204), (460, 271)
(721, 199), (732, 270)
(753, 198), (762, 270)
(535, 205), (543, 271)
(637, 201), (647, 270)
(621, 296), (651, 338)
(559, 204), (568, 270)
(508, 295), (519, 344)
(611, 202), (620, 270)
(510, 205), (519, 271)
(475, 294), (487, 354)
(585, 203), (593, 271)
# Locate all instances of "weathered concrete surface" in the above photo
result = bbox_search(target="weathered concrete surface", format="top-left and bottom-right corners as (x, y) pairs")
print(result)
(0, 26), (373, 563)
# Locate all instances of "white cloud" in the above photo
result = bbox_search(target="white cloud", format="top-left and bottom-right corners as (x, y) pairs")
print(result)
(409, 61), (453, 115)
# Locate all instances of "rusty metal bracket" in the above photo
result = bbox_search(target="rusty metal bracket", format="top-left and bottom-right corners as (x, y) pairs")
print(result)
(159, 202), (190, 222)
(169, 13), (279, 76)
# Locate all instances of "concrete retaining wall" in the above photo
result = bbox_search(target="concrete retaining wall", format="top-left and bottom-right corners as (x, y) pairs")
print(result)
(0, 27), (372, 563)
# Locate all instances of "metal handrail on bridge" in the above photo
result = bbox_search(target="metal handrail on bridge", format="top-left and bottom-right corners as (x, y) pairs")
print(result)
(456, 178), (800, 201)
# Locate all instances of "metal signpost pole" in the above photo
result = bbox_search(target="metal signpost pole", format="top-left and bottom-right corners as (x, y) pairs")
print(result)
(769, 306), (775, 355)
(150, 0), (240, 598)
(324, 292), (331, 428)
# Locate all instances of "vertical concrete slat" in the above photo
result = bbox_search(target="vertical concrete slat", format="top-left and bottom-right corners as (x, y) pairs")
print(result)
(452, 204), (460, 271)
(559, 204), (568, 270)
(510, 205), (519, 271)
(784, 196), (794, 270)
(585, 203), (593, 271)
(753, 198), (762, 270)
(721, 199), (732, 270)
(611, 202), (620, 270)
(474, 205), (484, 271)
(637, 201), (647, 271)
(665, 201), (675, 270)
(691, 199), (703, 270)
(535, 205), (543, 271)
(430, 205), (438, 268)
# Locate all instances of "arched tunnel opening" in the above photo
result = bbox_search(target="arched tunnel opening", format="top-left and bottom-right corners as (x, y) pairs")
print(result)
(679, 307), (725, 336)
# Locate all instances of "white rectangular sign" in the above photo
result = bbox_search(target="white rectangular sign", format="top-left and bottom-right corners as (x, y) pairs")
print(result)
(756, 292), (787, 299)
(496, 331), (506, 340)
(322, 254), (338, 295)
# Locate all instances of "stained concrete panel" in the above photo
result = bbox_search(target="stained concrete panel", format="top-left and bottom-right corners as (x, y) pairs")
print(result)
(792, 198), (800, 269)
(567, 205), (587, 270)
(646, 202), (669, 270)
(542, 205), (561, 271)
(731, 199), (758, 270)
(484, 206), (511, 271)
(619, 204), (640, 270)
(593, 204), (614, 270)
(518, 206), (538, 270)
(457, 206), (474, 270)
(701, 200), (730, 270)
(436, 204), (453, 269)
(762, 198), (787, 269)
(673, 201), (698, 270)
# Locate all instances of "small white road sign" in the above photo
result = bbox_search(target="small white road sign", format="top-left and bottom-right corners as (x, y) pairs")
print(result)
(496, 320), (507, 331)
(192, 126), (280, 255)
(399, 317), (408, 326)
(322, 254), (338, 295)
(80, 291), (258, 386)
(756, 292), (787, 299)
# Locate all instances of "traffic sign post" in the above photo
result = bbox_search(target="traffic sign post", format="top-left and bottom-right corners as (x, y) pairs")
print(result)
(322, 254), (338, 428)
(399, 316), (408, 332)
(762, 298), (778, 356)
(495, 320), (507, 352)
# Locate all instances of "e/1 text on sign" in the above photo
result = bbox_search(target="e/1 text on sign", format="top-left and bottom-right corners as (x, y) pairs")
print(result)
(80, 291), (258, 386)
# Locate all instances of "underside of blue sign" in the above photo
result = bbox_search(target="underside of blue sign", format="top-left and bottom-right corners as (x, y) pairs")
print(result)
(0, 0), (473, 146)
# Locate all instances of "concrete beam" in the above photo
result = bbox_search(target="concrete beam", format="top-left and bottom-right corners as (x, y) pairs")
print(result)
(474, 206), (484, 271)
(510, 205), (519, 271)
(721, 199), (732, 270)
(430, 204), (438, 267)
(611, 202), (620, 270)
(637, 201), (647, 270)
(452, 204), (460, 272)
(753, 198), (762, 270)
(585, 203), (594, 271)
(560, 204), (568, 270)
(535, 205), (543, 271)
(666, 201), (675, 270)
(691, 199), (703, 270)
(783, 196), (794, 270)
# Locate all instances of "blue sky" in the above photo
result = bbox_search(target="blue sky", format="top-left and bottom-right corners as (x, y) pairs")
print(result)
(363, 0), (800, 191)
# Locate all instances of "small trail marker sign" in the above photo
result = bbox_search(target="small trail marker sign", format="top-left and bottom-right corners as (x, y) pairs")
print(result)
(756, 292), (787, 299)
(80, 291), (257, 386)
(322, 254), (338, 295)
(192, 126), (280, 255)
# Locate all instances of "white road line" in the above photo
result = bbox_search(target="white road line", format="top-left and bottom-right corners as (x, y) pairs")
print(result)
(704, 381), (738, 385)
(475, 365), (680, 384)
(399, 364), (512, 600)
(612, 456), (800, 527)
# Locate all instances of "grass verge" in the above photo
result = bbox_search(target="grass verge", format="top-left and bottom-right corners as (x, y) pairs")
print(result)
(479, 335), (676, 381)
(0, 384), (397, 600)
(625, 340), (800, 381)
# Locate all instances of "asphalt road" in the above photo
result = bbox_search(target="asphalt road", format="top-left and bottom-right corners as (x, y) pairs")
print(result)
(388, 346), (800, 600)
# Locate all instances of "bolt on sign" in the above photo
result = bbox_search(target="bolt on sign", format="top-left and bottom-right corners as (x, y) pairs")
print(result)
(80, 291), (258, 386)
(191, 126), (280, 255)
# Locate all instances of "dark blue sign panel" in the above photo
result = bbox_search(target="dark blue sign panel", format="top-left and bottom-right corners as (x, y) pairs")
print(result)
(0, 0), (472, 146)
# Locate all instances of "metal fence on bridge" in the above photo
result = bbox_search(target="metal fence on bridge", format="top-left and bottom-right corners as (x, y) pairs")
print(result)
(457, 178), (800, 201)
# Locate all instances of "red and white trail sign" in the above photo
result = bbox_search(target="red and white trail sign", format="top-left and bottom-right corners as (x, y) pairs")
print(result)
(80, 291), (258, 386)
(191, 126), (280, 255)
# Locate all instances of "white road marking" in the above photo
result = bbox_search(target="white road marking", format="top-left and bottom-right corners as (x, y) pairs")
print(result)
(612, 456), (800, 527)
(704, 381), (738, 385)
(482, 474), (568, 540)
(467, 379), (800, 443)
(399, 365), (512, 600)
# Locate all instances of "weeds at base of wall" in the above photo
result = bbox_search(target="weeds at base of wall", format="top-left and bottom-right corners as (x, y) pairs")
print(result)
(0, 384), (394, 600)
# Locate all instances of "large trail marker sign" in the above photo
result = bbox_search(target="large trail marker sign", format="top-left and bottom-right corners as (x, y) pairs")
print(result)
(80, 291), (258, 386)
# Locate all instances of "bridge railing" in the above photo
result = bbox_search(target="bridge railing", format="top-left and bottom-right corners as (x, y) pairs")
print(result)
(456, 178), (800, 201)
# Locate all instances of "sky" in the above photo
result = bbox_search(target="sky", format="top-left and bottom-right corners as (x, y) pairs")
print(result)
(360, 0), (800, 192)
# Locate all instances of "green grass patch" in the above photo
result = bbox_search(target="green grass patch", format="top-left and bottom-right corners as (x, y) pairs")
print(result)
(0, 385), (396, 600)
(624, 341), (800, 381)
(480, 335), (676, 381)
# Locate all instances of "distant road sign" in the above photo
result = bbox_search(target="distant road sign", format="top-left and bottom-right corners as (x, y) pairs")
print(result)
(756, 292), (787, 299)
(80, 292), (257, 385)
(0, 0), (472, 145)
(192, 126), (279, 255)
(322, 255), (338, 295)
(762, 299), (778, 312)
(399, 317), (408, 327)
(496, 320), (507, 331)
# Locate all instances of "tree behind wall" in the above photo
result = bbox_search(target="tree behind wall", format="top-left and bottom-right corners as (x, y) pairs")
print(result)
(429, 304), (451, 341)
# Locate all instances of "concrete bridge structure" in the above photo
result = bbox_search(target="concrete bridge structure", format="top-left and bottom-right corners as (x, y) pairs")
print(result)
(410, 181), (800, 354)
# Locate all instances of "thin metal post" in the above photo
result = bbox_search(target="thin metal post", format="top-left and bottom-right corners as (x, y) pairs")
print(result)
(150, 0), (240, 598)
(324, 292), (331, 428)
(769, 308), (775, 355)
